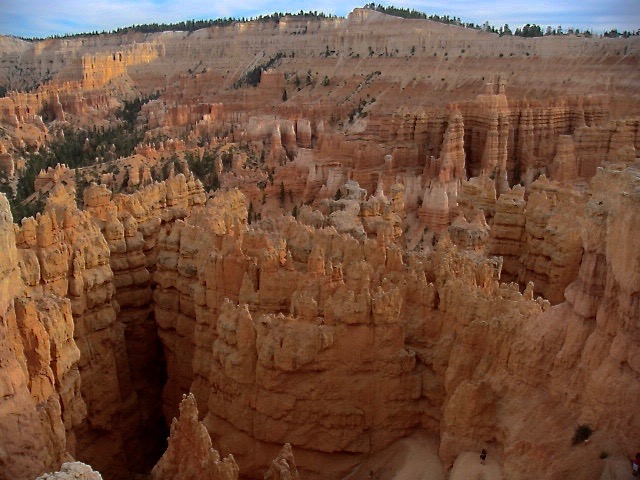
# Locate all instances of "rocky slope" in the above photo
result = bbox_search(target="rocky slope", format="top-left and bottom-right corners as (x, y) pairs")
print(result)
(0, 8), (639, 480)
(2, 161), (638, 479)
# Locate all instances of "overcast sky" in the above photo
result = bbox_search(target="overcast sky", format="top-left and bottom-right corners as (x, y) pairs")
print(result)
(1, 0), (638, 38)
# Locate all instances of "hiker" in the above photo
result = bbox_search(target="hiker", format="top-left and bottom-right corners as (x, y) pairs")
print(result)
(480, 449), (487, 465)
(632, 452), (640, 476)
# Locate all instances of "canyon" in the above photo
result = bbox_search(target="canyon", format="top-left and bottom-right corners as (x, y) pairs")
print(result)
(0, 8), (639, 480)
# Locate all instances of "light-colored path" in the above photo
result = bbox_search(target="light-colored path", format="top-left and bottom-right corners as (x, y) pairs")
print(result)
(448, 451), (502, 480)
(342, 432), (444, 480)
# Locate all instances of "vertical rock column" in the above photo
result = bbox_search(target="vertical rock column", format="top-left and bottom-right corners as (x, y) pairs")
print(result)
(0, 193), (86, 479)
(552, 165), (640, 456)
(15, 187), (138, 478)
(154, 220), (201, 421)
(138, 175), (205, 420)
(547, 135), (578, 182)
(487, 185), (526, 282)
(104, 208), (167, 469)
(439, 109), (466, 181)
(516, 177), (585, 304)
(14, 295), (86, 461)
(151, 394), (239, 480)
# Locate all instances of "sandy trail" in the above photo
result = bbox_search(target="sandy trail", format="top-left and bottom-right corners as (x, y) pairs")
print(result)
(341, 433), (444, 480)
(448, 451), (502, 480)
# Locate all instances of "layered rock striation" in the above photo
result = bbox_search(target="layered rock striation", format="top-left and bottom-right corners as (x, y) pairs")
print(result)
(0, 194), (84, 479)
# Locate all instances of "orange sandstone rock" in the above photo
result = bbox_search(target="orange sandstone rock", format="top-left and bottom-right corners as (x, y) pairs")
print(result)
(151, 393), (239, 480)
(264, 444), (300, 480)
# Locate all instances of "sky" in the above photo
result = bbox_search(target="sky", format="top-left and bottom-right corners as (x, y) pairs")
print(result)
(1, 0), (638, 38)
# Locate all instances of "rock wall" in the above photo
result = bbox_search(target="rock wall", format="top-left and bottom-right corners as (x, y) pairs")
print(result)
(154, 198), (539, 478)
(146, 164), (638, 479)
(142, 187), (498, 476)
(12, 187), (140, 478)
(0, 174), (210, 480)
(563, 164), (640, 441)
(488, 176), (586, 303)
(516, 177), (585, 303)
(83, 182), (166, 471)
(1, 163), (638, 480)
(82, 174), (208, 472)
(74, 44), (160, 90)
(487, 184), (526, 279)
(0, 193), (85, 479)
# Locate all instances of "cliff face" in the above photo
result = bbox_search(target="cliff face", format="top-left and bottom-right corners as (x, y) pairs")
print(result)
(0, 194), (84, 478)
(3, 12), (639, 178)
(2, 161), (639, 479)
(563, 165), (640, 436)
(487, 176), (586, 303)
(0, 174), (209, 480)
(80, 174), (208, 473)
(12, 187), (140, 477)
(148, 165), (636, 479)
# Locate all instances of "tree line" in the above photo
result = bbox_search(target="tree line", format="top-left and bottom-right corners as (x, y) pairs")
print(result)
(15, 5), (637, 42)
(18, 11), (337, 41)
(363, 3), (640, 38)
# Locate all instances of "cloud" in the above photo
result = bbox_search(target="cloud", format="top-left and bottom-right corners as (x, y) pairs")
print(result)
(1, 0), (637, 37)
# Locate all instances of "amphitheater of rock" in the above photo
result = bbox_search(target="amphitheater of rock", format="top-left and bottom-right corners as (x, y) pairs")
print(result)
(0, 8), (639, 480)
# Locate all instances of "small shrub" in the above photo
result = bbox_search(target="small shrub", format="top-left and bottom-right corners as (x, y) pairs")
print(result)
(599, 451), (609, 459)
(572, 424), (593, 445)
